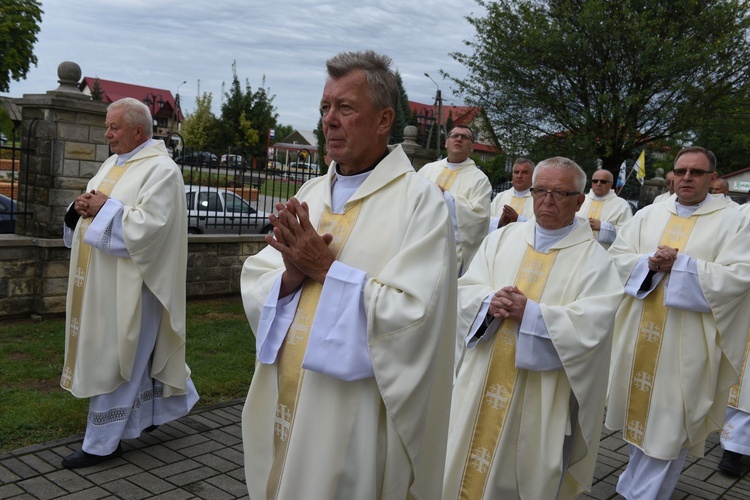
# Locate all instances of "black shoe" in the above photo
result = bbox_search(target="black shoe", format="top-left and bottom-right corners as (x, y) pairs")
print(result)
(144, 424), (159, 433)
(61, 443), (122, 469)
(718, 449), (743, 477)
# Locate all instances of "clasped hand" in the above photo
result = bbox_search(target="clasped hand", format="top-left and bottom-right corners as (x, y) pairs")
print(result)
(648, 245), (678, 273)
(266, 197), (334, 295)
(74, 190), (108, 218)
(488, 286), (527, 322)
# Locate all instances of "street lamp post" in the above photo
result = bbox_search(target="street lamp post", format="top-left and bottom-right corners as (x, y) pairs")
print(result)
(424, 73), (444, 160)
(143, 92), (165, 135)
(172, 81), (186, 133)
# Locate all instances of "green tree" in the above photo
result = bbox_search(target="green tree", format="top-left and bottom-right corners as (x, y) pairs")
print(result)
(390, 71), (411, 144)
(90, 78), (103, 101)
(315, 115), (327, 174)
(0, 0), (43, 93)
(218, 62), (279, 159)
(181, 91), (219, 151)
(692, 92), (750, 174)
(447, 0), (750, 175)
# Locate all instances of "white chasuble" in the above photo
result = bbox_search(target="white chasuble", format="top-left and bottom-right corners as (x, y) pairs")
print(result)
(241, 145), (457, 500)
(63, 141), (189, 398)
(490, 188), (534, 221)
(444, 220), (622, 499)
(578, 190), (633, 248)
(607, 196), (750, 460)
(419, 159), (491, 272)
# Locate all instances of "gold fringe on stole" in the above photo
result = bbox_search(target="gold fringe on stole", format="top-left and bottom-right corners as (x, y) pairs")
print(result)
(624, 215), (697, 447)
(458, 247), (558, 499)
(436, 167), (460, 191)
(586, 199), (604, 238)
(61, 163), (130, 390)
(728, 331), (750, 408)
(509, 195), (527, 214)
(267, 200), (363, 498)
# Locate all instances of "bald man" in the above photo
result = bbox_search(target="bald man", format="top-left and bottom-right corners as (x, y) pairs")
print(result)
(577, 169), (632, 249)
(711, 178), (740, 208)
(653, 171), (675, 203)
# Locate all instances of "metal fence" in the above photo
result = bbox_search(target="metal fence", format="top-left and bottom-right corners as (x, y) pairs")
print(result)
(176, 148), (321, 235)
(0, 126), (32, 235)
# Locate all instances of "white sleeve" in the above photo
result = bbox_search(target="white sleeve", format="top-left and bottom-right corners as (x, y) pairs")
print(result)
(597, 221), (617, 245)
(517, 215), (529, 223)
(489, 216), (500, 233)
(82, 199), (130, 258)
(302, 260), (373, 381)
(624, 253), (665, 298)
(255, 275), (302, 365)
(663, 253), (711, 312)
(515, 299), (563, 371)
(443, 190), (460, 243)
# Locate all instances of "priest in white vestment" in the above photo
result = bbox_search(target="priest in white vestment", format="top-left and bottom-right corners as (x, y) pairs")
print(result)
(489, 157), (535, 231)
(652, 170), (675, 204)
(418, 124), (491, 275)
(718, 201), (750, 476)
(578, 169), (633, 249)
(61, 98), (198, 468)
(240, 51), (456, 500)
(443, 157), (623, 500)
(711, 178), (741, 209)
(606, 146), (750, 499)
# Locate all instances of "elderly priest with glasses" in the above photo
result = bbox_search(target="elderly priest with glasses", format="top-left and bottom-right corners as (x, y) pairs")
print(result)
(443, 156), (623, 499)
(578, 168), (633, 249)
(606, 146), (750, 499)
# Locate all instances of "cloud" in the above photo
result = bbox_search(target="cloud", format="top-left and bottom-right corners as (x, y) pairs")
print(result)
(3, 0), (483, 131)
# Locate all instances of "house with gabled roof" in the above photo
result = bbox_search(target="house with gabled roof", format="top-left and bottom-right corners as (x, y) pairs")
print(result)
(78, 77), (183, 139)
(408, 101), (501, 161)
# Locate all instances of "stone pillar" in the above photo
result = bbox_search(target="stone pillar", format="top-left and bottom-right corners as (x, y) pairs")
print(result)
(15, 61), (109, 238)
(400, 125), (436, 171)
(639, 167), (667, 207)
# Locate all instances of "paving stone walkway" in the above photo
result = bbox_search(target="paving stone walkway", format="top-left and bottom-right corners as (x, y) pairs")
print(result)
(2, 399), (750, 499)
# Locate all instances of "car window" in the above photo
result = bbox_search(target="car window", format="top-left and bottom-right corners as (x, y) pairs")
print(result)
(197, 192), (222, 211)
(185, 192), (194, 210)
(225, 193), (256, 214)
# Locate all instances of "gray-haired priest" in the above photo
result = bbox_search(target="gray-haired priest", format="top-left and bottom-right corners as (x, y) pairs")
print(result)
(443, 157), (623, 499)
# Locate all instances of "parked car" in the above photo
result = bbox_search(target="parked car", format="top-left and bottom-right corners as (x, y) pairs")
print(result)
(284, 161), (321, 182)
(185, 185), (272, 235)
(0, 193), (17, 234)
(220, 154), (245, 168)
(177, 151), (219, 167)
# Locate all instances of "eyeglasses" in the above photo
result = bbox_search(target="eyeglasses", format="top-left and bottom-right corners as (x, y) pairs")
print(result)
(672, 168), (714, 178)
(447, 133), (473, 141)
(591, 179), (611, 184)
(529, 188), (580, 201)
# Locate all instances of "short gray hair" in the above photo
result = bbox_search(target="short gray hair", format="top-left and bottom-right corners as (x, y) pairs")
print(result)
(326, 50), (398, 119)
(533, 156), (587, 193)
(108, 98), (153, 138)
(514, 157), (535, 171)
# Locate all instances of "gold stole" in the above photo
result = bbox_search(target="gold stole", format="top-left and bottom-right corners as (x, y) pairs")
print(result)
(436, 166), (460, 191)
(267, 200), (363, 497)
(61, 162), (130, 390)
(624, 214), (697, 447)
(458, 247), (558, 499)
(587, 199), (604, 238)
(728, 332), (750, 408)
(509, 194), (527, 214)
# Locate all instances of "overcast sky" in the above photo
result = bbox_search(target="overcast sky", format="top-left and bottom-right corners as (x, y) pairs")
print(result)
(2, 0), (485, 131)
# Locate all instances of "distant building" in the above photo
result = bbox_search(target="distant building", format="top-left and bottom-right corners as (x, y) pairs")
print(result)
(272, 130), (318, 166)
(408, 101), (500, 161)
(79, 77), (184, 140)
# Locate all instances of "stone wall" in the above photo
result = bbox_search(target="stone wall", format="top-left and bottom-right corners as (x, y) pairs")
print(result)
(0, 234), (268, 320)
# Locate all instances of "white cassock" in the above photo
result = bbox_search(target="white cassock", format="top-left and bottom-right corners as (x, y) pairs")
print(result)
(714, 193), (741, 209)
(63, 139), (198, 456)
(722, 202), (750, 456)
(488, 187), (534, 232)
(652, 192), (674, 204)
(606, 195), (750, 498)
(443, 217), (623, 500)
(578, 190), (633, 248)
(240, 145), (457, 500)
(418, 157), (491, 274)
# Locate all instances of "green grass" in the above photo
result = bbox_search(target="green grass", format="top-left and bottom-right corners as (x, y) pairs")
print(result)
(0, 296), (255, 453)
(260, 178), (302, 199)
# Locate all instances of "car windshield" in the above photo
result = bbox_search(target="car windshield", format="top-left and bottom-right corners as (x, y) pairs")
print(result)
(225, 193), (255, 214)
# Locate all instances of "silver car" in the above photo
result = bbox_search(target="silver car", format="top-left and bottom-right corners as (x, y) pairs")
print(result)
(185, 185), (272, 235)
